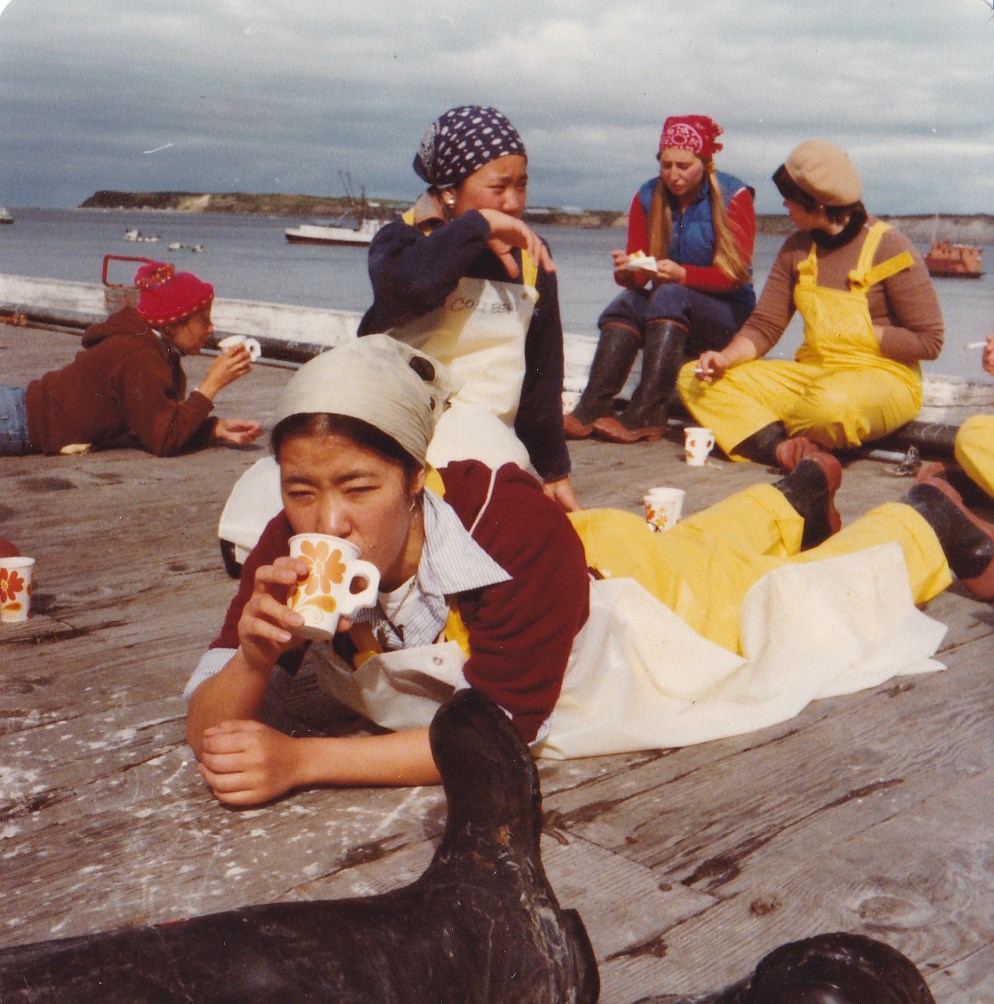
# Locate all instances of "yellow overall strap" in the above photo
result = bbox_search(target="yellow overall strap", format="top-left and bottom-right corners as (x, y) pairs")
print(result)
(848, 221), (913, 292)
(402, 208), (538, 290)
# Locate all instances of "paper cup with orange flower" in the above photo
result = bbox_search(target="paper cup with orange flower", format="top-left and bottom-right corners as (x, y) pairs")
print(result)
(0, 556), (35, 623)
(287, 534), (380, 640)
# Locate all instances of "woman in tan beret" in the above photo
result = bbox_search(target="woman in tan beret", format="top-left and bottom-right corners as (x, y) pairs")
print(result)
(678, 139), (943, 470)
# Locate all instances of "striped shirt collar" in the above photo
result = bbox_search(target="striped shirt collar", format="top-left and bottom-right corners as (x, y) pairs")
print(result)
(352, 488), (510, 649)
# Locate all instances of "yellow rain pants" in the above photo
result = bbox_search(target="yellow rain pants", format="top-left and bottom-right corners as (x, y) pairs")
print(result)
(678, 222), (923, 460)
(955, 414), (994, 500)
(569, 484), (951, 654)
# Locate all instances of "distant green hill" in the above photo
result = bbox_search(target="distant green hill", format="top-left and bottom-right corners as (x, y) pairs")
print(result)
(78, 191), (994, 240)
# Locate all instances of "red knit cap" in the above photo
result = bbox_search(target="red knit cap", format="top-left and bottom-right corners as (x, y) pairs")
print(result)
(658, 115), (724, 160)
(134, 261), (214, 327)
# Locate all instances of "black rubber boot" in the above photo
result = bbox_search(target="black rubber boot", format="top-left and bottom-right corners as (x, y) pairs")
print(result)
(906, 482), (994, 583)
(618, 319), (688, 433)
(567, 323), (641, 430)
(773, 454), (842, 550)
(732, 421), (788, 466)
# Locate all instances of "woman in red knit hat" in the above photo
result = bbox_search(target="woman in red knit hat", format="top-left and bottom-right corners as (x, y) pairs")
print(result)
(0, 261), (261, 457)
(564, 114), (756, 444)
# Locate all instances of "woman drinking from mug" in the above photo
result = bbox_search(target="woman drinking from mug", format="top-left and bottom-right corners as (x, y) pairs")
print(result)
(564, 114), (756, 444)
(0, 260), (261, 457)
(357, 105), (578, 513)
(679, 140), (944, 471)
(185, 336), (993, 806)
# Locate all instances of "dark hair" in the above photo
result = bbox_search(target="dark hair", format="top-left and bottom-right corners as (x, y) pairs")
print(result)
(270, 413), (422, 478)
(772, 164), (864, 225)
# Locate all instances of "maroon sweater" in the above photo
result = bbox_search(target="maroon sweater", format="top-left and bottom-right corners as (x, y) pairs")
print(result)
(25, 307), (216, 455)
(210, 461), (591, 743)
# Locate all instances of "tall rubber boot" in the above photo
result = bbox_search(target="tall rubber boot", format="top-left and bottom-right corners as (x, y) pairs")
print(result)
(906, 480), (994, 599)
(592, 320), (687, 444)
(731, 421), (789, 466)
(772, 453), (843, 550)
(564, 323), (641, 439)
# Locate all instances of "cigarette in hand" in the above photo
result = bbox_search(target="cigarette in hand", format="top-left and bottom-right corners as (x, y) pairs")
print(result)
(695, 363), (713, 379)
(964, 341), (988, 350)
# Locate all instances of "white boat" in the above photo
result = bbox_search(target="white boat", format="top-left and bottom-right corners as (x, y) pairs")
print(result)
(124, 228), (160, 243)
(284, 217), (385, 247)
(167, 242), (204, 253)
(0, 207), (13, 225)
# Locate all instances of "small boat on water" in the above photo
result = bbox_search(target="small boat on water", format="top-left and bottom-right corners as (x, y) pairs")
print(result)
(124, 228), (160, 244)
(0, 207), (13, 225)
(167, 242), (204, 253)
(925, 240), (984, 279)
(285, 216), (385, 247)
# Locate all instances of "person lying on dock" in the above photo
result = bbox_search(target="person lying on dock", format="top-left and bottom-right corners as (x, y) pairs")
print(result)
(564, 114), (756, 445)
(185, 336), (992, 807)
(0, 261), (261, 458)
(357, 104), (579, 513)
(679, 139), (943, 471)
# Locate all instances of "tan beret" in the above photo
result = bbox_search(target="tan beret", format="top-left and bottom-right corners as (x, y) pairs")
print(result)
(783, 139), (863, 207)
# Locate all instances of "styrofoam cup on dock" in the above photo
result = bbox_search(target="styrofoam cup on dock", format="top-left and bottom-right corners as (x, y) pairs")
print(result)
(643, 488), (685, 533)
(0, 556), (35, 622)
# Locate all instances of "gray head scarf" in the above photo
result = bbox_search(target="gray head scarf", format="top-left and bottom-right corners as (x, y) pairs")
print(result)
(412, 105), (526, 190)
(272, 335), (457, 468)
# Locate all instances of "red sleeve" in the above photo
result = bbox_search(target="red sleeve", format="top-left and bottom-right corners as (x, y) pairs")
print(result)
(209, 512), (296, 651)
(617, 192), (652, 291)
(681, 185), (756, 292)
(442, 463), (590, 743)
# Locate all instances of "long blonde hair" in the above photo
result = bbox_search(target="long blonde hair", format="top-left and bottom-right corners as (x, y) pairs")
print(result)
(647, 162), (751, 286)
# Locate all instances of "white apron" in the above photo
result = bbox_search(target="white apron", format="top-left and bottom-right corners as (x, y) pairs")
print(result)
(388, 270), (538, 471)
(298, 542), (946, 759)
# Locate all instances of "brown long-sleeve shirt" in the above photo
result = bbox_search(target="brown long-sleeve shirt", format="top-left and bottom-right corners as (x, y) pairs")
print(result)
(739, 217), (944, 364)
(25, 307), (216, 455)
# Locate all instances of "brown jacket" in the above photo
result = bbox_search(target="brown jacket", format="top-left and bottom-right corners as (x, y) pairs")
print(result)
(25, 307), (216, 455)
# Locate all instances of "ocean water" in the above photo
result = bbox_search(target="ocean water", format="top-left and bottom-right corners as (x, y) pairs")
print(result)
(1, 207), (991, 380)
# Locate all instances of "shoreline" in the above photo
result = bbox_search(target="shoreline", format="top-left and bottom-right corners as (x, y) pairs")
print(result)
(70, 192), (994, 239)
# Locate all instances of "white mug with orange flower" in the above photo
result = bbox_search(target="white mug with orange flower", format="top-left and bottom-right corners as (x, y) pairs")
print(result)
(287, 534), (380, 639)
(0, 556), (35, 623)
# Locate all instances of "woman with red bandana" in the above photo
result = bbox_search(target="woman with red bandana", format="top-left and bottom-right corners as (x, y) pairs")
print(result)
(564, 114), (756, 444)
(0, 261), (261, 457)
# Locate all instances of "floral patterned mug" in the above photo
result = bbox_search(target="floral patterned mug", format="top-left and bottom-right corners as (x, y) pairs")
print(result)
(0, 556), (35, 623)
(287, 534), (380, 640)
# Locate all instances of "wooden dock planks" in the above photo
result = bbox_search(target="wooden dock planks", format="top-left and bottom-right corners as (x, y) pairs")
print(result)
(2, 323), (993, 1002)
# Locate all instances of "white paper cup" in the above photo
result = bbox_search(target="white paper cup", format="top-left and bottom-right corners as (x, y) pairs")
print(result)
(287, 534), (380, 640)
(643, 488), (685, 533)
(218, 334), (262, 361)
(0, 556), (35, 622)
(684, 426), (716, 466)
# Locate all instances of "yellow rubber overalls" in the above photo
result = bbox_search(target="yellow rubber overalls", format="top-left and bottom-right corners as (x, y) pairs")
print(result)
(678, 221), (923, 459)
(388, 209), (539, 472)
(955, 415), (994, 500)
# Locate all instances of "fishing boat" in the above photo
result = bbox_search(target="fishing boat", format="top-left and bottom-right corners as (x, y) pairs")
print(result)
(924, 240), (984, 278)
(923, 214), (984, 278)
(284, 216), (385, 247)
(0, 207), (13, 225)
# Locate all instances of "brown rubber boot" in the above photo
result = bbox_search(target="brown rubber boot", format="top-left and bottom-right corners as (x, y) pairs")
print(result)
(907, 478), (994, 600)
(566, 324), (641, 438)
(773, 453), (843, 550)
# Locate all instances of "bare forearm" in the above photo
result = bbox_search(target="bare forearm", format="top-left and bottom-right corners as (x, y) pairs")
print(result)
(296, 728), (440, 787)
(186, 649), (273, 756)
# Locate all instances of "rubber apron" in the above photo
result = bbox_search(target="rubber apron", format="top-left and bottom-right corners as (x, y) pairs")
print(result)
(388, 217), (539, 472)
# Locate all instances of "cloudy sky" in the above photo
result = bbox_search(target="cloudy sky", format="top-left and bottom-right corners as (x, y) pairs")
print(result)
(1, 0), (992, 214)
